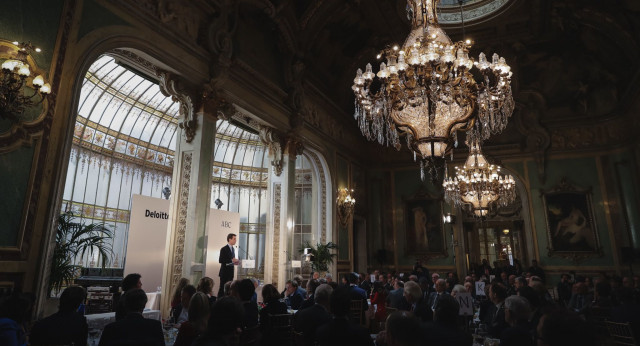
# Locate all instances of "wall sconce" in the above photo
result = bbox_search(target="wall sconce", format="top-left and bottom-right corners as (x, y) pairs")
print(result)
(336, 187), (355, 228)
(502, 229), (510, 235)
(1, 41), (51, 122)
(443, 213), (456, 225)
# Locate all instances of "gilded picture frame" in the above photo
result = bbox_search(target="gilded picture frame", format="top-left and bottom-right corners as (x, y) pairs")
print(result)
(403, 188), (448, 260)
(541, 178), (603, 261)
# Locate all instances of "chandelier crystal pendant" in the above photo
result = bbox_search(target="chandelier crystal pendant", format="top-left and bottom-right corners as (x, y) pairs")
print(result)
(1, 41), (51, 122)
(443, 141), (516, 217)
(336, 188), (356, 228)
(352, 0), (514, 180)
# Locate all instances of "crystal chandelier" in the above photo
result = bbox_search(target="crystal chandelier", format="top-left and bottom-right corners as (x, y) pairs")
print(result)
(336, 188), (356, 228)
(1, 41), (51, 122)
(443, 141), (516, 217)
(352, 0), (514, 179)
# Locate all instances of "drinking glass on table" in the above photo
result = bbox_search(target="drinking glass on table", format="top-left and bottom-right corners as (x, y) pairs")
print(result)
(88, 329), (101, 346)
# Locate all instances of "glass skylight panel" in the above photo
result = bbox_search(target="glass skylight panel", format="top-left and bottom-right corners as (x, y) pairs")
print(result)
(88, 94), (113, 123)
(78, 86), (102, 118)
(107, 102), (131, 133)
(149, 119), (168, 146)
(119, 107), (142, 136)
(159, 124), (176, 148)
(109, 70), (137, 91)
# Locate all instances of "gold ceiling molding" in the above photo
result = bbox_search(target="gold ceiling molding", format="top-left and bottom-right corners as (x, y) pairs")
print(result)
(550, 117), (632, 151)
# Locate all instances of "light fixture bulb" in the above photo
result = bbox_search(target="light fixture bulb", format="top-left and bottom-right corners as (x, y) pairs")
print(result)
(40, 83), (51, 94)
(32, 75), (44, 87)
(17, 63), (30, 77)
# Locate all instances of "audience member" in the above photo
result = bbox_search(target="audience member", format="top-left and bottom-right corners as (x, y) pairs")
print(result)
(299, 279), (320, 310)
(315, 286), (373, 346)
(387, 280), (406, 309)
(172, 277), (190, 308)
(284, 279), (304, 310)
(450, 284), (466, 298)
(371, 281), (388, 322)
(249, 278), (259, 304)
(30, 286), (88, 346)
(592, 281), (614, 308)
(193, 296), (244, 346)
(358, 273), (371, 294)
(428, 278), (448, 312)
(295, 284), (333, 346)
(403, 281), (431, 322)
(115, 273), (142, 320)
(0, 292), (33, 346)
(568, 282), (592, 315)
(528, 260), (545, 282)
(196, 277), (216, 306)
(556, 274), (572, 304)
(237, 278), (258, 328)
(172, 284), (197, 325)
(98, 288), (164, 346)
(488, 283), (509, 338)
(421, 294), (472, 346)
(174, 292), (210, 346)
(500, 295), (533, 346)
(259, 284), (288, 345)
(536, 308), (595, 346)
(383, 311), (421, 346)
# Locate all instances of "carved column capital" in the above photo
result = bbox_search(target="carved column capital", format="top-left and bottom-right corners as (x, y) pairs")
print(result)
(158, 71), (197, 143)
(259, 125), (284, 176)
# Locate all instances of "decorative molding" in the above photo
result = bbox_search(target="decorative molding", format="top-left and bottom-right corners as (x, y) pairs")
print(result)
(272, 183), (281, 285)
(110, 48), (159, 75)
(550, 117), (632, 151)
(259, 126), (284, 176)
(157, 71), (196, 143)
(307, 151), (328, 244)
(172, 152), (192, 286)
(514, 91), (551, 182)
(206, 0), (239, 89)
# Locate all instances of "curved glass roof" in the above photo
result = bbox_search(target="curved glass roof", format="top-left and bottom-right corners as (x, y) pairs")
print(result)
(74, 55), (180, 171)
(212, 120), (269, 188)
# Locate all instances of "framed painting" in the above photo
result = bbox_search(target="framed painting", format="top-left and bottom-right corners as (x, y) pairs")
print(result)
(541, 178), (603, 260)
(403, 188), (448, 259)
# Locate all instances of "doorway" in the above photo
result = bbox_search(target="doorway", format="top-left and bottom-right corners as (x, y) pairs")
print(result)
(464, 221), (526, 271)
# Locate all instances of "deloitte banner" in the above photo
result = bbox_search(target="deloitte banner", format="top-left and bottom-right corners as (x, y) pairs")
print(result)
(126, 194), (170, 293)
(205, 209), (240, 293)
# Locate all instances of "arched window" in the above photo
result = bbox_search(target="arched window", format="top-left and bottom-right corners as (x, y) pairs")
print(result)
(61, 55), (178, 267)
(211, 121), (269, 279)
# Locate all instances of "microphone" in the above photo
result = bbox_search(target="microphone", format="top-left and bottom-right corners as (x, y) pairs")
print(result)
(236, 245), (252, 260)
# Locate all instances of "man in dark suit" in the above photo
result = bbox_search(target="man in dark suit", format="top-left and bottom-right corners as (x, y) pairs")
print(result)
(98, 289), (164, 346)
(295, 284), (333, 346)
(404, 281), (432, 322)
(488, 283), (509, 338)
(315, 286), (373, 346)
(30, 286), (88, 346)
(428, 278), (448, 313)
(218, 233), (239, 297)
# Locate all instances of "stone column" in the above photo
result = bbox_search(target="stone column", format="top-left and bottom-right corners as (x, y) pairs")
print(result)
(158, 75), (227, 316)
(260, 127), (303, 289)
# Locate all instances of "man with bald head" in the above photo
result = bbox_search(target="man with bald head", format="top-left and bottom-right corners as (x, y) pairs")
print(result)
(428, 278), (448, 312)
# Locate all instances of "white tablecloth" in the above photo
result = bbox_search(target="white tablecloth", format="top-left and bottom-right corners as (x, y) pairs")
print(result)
(86, 309), (161, 331)
(146, 292), (161, 310)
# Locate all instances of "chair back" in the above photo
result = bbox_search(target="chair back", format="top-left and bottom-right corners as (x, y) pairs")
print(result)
(589, 306), (612, 337)
(268, 313), (294, 345)
(605, 321), (638, 346)
(239, 325), (262, 346)
(547, 288), (557, 302)
(350, 300), (364, 325)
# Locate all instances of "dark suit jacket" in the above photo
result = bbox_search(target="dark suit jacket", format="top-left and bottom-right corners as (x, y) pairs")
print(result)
(98, 313), (164, 346)
(294, 304), (332, 346)
(421, 321), (473, 346)
(412, 299), (433, 322)
(218, 244), (234, 282)
(316, 317), (374, 346)
(286, 290), (304, 310)
(488, 303), (508, 338)
(387, 288), (407, 309)
(30, 310), (88, 346)
(298, 294), (315, 311)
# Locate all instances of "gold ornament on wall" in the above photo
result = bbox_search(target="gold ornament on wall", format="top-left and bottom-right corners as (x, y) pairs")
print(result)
(336, 188), (356, 228)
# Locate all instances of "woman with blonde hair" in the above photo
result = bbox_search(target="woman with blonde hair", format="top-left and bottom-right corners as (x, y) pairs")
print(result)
(174, 292), (210, 346)
(171, 278), (190, 308)
(197, 277), (216, 305)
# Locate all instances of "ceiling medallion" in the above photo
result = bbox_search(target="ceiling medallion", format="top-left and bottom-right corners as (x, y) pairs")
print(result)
(352, 0), (514, 180)
(443, 141), (516, 217)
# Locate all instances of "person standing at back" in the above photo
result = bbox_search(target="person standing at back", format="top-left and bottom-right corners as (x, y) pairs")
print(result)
(218, 233), (239, 297)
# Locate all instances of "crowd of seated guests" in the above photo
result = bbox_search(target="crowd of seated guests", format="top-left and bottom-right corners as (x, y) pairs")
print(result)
(3, 260), (640, 346)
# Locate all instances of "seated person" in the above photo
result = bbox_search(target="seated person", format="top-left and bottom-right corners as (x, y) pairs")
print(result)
(237, 278), (258, 328)
(30, 286), (88, 346)
(171, 285), (196, 325)
(98, 288), (164, 346)
(500, 295), (533, 346)
(295, 284), (333, 346)
(192, 297), (244, 346)
(284, 279), (304, 310)
(196, 277), (216, 306)
(174, 292), (210, 346)
(298, 279), (320, 311)
(259, 284), (288, 346)
(536, 307), (595, 346)
(382, 311), (421, 346)
(315, 286), (373, 346)
(114, 273), (142, 321)
(421, 294), (472, 346)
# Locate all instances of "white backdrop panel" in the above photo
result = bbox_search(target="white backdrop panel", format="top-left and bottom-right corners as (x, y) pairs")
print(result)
(126, 194), (169, 293)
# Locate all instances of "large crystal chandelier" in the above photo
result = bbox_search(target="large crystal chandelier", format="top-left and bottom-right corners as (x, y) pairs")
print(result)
(352, 0), (514, 179)
(443, 141), (516, 217)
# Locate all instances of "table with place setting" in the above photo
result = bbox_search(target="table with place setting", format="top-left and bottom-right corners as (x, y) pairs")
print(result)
(85, 309), (162, 345)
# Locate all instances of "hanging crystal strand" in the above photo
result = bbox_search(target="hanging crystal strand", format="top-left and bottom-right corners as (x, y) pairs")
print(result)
(420, 160), (425, 182)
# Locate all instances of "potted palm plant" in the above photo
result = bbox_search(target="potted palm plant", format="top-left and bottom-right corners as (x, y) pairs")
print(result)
(49, 211), (113, 296)
(299, 241), (338, 274)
